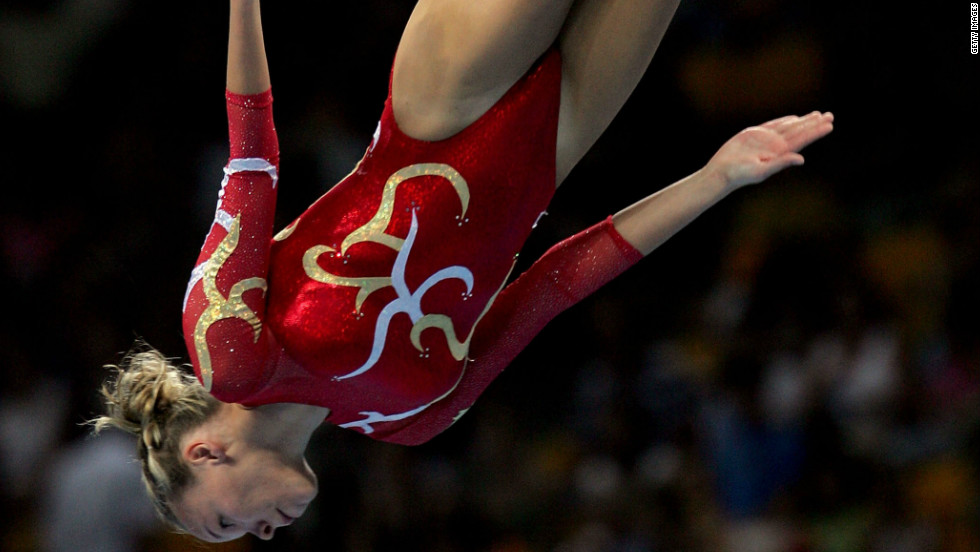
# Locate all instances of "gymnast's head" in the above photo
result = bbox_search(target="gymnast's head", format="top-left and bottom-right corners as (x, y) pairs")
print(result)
(93, 346), (317, 542)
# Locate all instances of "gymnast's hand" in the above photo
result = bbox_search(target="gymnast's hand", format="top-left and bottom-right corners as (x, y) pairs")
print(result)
(611, 111), (834, 255)
(707, 111), (835, 190)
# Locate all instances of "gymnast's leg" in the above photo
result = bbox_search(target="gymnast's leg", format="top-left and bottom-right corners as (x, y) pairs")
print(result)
(392, 0), (681, 186)
(391, 0), (577, 141)
(555, 0), (681, 184)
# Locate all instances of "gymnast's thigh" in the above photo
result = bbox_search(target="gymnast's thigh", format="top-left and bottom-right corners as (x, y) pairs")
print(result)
(554, 0), (680, 184)
(391, 0), (575, 141)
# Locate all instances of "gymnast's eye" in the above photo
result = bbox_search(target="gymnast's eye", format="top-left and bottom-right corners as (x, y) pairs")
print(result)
(219, 517), (235, 529)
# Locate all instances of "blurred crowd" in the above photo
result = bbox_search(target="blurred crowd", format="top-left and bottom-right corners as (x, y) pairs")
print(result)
(1, 1), (976, 551)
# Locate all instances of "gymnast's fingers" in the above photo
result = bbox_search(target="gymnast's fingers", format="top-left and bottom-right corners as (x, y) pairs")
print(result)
(782, 112), (834, 152)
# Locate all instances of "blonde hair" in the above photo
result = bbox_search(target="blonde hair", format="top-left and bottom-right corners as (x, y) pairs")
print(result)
(92, 344), (220, 529)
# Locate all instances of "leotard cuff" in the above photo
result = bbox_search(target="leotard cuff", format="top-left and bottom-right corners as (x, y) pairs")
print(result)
(602, 215), (645, 262)
(226, 88), (274, 109)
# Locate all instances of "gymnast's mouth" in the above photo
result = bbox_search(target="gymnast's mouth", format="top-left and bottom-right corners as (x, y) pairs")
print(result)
(277, 509), (296, 525)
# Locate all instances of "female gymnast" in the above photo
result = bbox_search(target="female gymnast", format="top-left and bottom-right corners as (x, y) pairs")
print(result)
(94, 0), (833, 542)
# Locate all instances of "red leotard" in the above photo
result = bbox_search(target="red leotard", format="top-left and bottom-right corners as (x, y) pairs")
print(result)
(182, 50), (643, 445)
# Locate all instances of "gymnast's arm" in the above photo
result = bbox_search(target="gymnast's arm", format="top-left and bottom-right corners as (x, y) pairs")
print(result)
(613, 111), (834, 255)
(473, 112), (834, 361)
(383, 112), (834, 445)
(182, 0), (279, 401)
(227, 0), (271, 95)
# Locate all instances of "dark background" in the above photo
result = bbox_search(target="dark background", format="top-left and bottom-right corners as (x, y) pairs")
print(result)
(1, 1), (977, 551)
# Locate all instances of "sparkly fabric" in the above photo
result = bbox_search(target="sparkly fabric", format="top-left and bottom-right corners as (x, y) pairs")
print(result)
(182, 89), (280, 399)
(182, 50), (642, 444)
(377, 216), (643, 445)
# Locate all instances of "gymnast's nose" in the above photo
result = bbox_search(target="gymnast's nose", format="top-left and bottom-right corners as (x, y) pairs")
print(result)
(254, 521), (275, 540)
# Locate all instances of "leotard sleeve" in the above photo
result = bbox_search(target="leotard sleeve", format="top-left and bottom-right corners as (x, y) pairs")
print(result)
(385, 217), (643, 445)
(181, 90), (280, 402)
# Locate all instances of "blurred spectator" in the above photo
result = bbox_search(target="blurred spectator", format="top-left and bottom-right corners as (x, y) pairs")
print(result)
(0, 378), (70, 499)
(40, 429), (161, 552)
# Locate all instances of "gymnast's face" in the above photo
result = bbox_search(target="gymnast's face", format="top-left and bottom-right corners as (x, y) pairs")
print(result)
(174, 446), (318, 542)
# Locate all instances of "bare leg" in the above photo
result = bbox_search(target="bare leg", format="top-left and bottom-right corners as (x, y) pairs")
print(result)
(392, 0), (680, 186)
(392, 0), (575, 141)
(556, 0), (680, 183)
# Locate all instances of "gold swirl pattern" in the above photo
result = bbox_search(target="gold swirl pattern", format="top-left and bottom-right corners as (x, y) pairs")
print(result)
(303, 245), (392, 312)
(408, 257), (516, 361)
(193, 214), (268, 391)
(339, 163), (470, 255)
(273, 220), (298, 242)
(336, 259), (516, 435)
(302, 163), (482, 383)
(303, 163), (471, 315)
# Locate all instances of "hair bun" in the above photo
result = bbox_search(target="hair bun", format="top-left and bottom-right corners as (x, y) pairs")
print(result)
(91, 342), (220, 528)
(93, 347), (212, 449)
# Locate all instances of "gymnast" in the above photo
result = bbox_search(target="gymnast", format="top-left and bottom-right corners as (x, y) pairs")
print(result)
(94, 0), (833, 542)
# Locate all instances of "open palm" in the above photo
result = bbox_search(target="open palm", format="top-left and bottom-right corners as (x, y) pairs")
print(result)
(709, 111), (834, 190)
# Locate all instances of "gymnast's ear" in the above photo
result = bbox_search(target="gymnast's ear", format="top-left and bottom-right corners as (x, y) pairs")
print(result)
(184, 441), (229, 465)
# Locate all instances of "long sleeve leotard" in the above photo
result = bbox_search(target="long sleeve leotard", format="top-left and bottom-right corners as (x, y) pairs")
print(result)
(182, 51), (643, 445)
